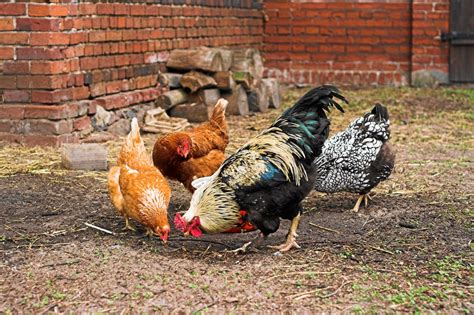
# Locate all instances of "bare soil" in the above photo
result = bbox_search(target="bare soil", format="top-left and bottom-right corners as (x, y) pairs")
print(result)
(1, 87), (473, 313)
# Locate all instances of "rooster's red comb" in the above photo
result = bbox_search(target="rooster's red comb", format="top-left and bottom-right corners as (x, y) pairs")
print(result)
(174, 213), (187, 232)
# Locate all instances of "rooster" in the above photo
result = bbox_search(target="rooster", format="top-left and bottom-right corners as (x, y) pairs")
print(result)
(108, 118), (171, 242)
(313, 103), (395, 212)
(174, 86), (347, 252)
(152, 99), (229, 192)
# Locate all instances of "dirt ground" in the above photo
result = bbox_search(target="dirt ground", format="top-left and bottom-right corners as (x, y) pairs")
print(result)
(1, 87), (473, 313)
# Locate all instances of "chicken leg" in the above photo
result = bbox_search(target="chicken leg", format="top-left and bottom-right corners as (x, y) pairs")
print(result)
(352, 194), (372, 212)
(122, 216), (136, 231)
(269, 213), (301, 252)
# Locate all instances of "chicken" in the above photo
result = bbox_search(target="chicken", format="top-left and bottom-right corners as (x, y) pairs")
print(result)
(174, 86), (347, 252)
(313, 103), (395, 212)
(152, 99), (229, 192)
(107, 118), (171, 241)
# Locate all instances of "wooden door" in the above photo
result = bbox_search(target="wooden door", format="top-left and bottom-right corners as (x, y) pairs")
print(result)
(449, 0), (474, 82)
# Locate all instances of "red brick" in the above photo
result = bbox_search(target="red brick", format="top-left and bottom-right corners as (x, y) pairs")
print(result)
(24, 104), (73, 120)
(0, 76), (17, 89)
(24, 119), (72, 135)
(0, 33), (29, 45)
(3, 91), (30, 103)
(0, 18), (14, 31)
(72, 87), (90, 100)
(0, 3), (26, 16)
(31, 61), (69, 74)
(73, 115), (91, 131)
(78, 4), (96, 15)
(16, 18), (61, 31)
(22, 134), (80, 147)
(28, 4), (69, 17)
(0, 105), (25, 119)
(0, 132), (23, 144)
(16, 47), (64, 60)
(97, 3), (114, 15)
(3, 61), (30, 74)
(30, 33), (69, 46)
(0, 47), (14, 60)
(80, 57), (99, 70)
(31, 90), (72, 104)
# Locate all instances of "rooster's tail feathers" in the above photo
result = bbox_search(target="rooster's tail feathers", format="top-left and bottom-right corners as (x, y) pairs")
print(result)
(210, 98), (228, 126)
(287, 85), (348, 118)
(371, 103), (389, 122)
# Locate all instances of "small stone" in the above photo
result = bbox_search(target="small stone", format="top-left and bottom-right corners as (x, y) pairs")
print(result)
(92, 105), (112, 131)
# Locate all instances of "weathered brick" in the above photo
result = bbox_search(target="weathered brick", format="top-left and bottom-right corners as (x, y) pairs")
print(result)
(31, 60), (69, 74)
(73, 115), (92, 131)
(0, 18), (14, 31)
(16, 18), (61, 31)
(23, 134), (80, 147)
(0, 3), (26, 16)
(3, 91), (30, 103)
(30, 32), (69, 46)
(0, 76), (17, 89)
(0, 105), (25, 119)
(0, 33), (29, 45)
(3, 61), (30, 74)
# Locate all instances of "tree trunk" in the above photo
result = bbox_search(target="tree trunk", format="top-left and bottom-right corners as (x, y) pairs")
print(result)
(222, 84), (249, 116)
(213, 71), (236, 91)
(262, 78), (281, 109)
(155, 89), (188, 110)
(180, 71), (217, 93)
(247, 83), (269, 113)
(166, 49), (224, 72)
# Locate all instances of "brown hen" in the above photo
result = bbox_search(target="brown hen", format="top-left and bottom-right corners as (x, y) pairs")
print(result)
(152, 99), (229, 192)
(107, 118), (171, 241)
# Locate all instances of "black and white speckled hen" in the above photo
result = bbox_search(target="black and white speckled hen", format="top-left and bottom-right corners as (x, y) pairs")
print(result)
(313, 103), (395, 212)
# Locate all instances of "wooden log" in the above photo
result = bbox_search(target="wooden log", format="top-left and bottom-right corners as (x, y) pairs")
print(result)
(247, 83), (269, 113)
(156, 89), (188, 110)
(231, 48), (264, 83)
(262, 78), (281, 109)
(222, 84), (249, 116)
(213, 71), (236, 90)
(198, 47), (234, 71)
(232, 71), (254, 91)
(166, 49), (224, 72)
(189, 88), (221, 107)
(180, 71), (217, 93)
(169, 102), (209, 123)
(61, 144), (108, 171)
(158, 72), (182, 89)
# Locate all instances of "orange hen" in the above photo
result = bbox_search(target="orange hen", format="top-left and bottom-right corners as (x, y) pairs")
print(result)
(152, 98), (229, 192)
(107, 118), (171, 242)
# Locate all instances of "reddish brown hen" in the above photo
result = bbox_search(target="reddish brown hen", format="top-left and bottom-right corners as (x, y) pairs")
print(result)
(108, 118), (171, 242)
(152, 99), (229, 192)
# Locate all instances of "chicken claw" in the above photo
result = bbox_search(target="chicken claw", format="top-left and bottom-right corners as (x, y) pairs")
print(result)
(122, 216), (136, 231)
(269, 213), (301, 252)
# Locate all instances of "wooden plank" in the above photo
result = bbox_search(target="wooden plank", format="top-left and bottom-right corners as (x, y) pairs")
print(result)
(61, 144), (108, 170)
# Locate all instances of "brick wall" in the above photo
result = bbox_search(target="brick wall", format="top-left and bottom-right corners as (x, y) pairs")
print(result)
(411, 0), (450, 85)
(0, 1), (263, 146)
(263, 0), (450, 87)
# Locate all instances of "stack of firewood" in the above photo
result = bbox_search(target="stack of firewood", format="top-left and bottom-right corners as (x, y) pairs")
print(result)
(156, 47), (281, 123)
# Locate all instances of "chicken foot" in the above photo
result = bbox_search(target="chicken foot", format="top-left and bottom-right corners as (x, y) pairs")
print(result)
(269, 213), (301, 252)
(352, 194), (372, 212)
(122, 216), (136, 231)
